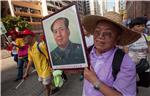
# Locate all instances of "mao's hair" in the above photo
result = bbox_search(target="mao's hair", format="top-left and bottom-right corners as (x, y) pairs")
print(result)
(51, 17), (69, 32)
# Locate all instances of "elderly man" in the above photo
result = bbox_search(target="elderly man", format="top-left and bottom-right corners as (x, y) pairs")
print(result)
(82, 12), (140, 96)
(50, 17), (85, 65)
(23, 29), (52, 96)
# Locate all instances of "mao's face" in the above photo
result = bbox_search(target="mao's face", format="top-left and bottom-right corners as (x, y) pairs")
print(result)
(52, 19), (70, 48)
(93, 21), (119, 54)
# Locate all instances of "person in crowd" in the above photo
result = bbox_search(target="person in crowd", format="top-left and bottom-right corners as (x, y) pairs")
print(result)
(6, 30), (18, 54)
(23, 29), (53, 96)
(8, 31), (19, 65)
(7, 29), (28, 81)
(8, 35), (18, 63)
(50, 17), (85, 65)
(83, 26), (94, 48)
(146, 20), (150, 35)
(12, 30), (28, 81)
(82, 11), (141, 96)
(124, 17), (150, 87)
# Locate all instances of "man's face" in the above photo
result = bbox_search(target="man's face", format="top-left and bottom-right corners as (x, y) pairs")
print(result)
(11, 34), (17, 40)
(24, 35), (33, 45)
(52, 19), (70, 48)
(93, 21), (119, 54)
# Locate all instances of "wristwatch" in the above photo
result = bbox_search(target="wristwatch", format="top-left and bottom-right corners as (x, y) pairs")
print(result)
(93, 81), (101, 90)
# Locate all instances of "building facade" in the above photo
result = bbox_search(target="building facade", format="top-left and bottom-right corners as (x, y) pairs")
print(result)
(1, 0), (90, 33)
(126, 1), (150, 19)
(89, 0), (101, 15)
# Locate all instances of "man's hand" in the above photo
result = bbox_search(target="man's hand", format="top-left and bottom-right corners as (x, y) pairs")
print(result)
(11, 41), (16, 45)
(23, 73), (29, 80)
(84, 67), (99, 85)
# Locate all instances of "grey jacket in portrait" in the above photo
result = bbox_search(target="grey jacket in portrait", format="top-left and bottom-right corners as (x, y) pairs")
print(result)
(51, 41), (85, 65)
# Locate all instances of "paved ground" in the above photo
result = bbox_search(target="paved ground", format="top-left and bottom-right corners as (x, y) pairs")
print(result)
(1, 55), (83, 96)
(0, 49), (11, 59)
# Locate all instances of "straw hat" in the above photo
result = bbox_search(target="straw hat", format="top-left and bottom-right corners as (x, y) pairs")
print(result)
(83, 11), (141, 46)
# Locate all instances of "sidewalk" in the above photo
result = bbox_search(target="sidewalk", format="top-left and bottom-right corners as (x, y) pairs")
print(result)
(0, 49), (11, 60)
(1, 57), (83, 96)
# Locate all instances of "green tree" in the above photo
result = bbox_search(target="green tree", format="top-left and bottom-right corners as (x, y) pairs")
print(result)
(2, 16), (32, 32)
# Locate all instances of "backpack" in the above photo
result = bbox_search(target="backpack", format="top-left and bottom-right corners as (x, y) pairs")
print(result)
(37, 42), (51, 66)
(88, 45), (125, 81)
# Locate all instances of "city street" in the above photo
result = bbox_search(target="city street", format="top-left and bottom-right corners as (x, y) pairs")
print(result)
(1, 50), (150, 96)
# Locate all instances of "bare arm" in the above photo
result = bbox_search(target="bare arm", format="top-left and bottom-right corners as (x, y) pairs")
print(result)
(12, 43), (24, 49)
(23, 61), (33, 79)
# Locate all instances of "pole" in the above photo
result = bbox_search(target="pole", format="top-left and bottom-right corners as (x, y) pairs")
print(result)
(15, 79), (24, 89)
(4, 34), (11, 44)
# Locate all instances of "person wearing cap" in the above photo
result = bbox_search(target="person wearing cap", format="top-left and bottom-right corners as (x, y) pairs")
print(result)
(6, 30), (18, 53)
(8, 29), (28, 81)
(124, 17), (150, 87)
(82, 11), (140, 96)
(50, 17), (85, 65)
(22, 29), (53, 96)
(8, 35), (18, 63)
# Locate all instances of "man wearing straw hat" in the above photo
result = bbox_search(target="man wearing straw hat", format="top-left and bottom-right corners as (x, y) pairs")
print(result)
(83, 11), (140, 96)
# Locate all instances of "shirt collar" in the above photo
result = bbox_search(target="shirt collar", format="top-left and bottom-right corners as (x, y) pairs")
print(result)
(29, 41), (37, 50)
(90, 46), (115, 59)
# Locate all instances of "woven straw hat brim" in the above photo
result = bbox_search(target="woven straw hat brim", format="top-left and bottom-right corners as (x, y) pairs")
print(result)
(83, 15), (141, 46)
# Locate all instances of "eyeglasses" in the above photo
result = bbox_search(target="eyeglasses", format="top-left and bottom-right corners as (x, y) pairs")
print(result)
(94, 31), (114, 39)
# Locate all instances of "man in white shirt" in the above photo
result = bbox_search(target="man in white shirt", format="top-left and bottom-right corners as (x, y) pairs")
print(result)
(83, 26), (94, 48)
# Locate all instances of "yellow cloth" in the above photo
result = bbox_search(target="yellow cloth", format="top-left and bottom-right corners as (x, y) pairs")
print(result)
(15, 38), (25, 51)
(28, 41), (52, 78)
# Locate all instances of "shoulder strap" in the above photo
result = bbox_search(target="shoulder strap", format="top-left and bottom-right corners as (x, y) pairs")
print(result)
(143, 34), (148, 44)
(37, 42), (51, 67)
(112, 49), (125, 81)
(88, 45), (94, 54)
(37, 42), (46, 57)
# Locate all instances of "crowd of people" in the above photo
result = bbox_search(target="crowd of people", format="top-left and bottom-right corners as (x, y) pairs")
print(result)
(4, 11), (150, 96)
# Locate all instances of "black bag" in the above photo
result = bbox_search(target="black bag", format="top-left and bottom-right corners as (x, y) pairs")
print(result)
(136, 35), (150, 87)
(137, 71), (150, 88)
(136, 59), (150, 87)
(136, 59), (150, 73)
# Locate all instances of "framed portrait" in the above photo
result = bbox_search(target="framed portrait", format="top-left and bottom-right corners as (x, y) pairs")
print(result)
(42, 4), (89, 70)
